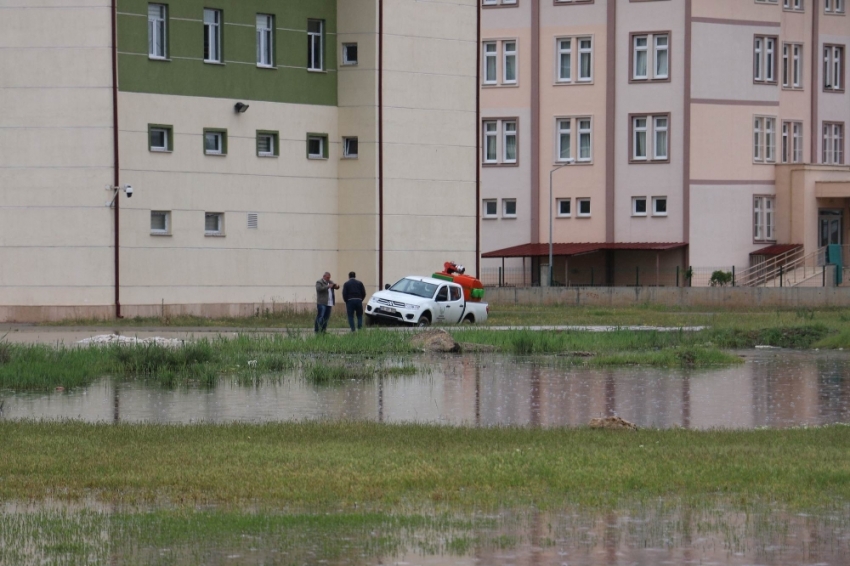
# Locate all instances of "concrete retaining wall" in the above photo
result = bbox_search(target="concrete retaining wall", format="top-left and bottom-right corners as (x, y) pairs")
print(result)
(0, 302), (315, 323)
(483, 286), (850, 308)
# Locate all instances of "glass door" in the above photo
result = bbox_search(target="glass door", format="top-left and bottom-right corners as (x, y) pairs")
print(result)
(819, 209), (843, 247)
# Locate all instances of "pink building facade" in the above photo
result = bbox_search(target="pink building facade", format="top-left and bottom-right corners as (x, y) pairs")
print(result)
(480, 0), (850, 287)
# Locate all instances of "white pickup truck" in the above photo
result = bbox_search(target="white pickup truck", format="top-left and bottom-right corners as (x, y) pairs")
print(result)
(365, 276), (489, 327)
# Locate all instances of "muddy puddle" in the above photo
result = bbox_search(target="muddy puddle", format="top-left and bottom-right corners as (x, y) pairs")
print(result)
(2, 350), (849, 429)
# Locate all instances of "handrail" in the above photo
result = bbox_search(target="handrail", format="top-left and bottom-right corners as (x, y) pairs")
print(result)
(736, 246), (804, 287)
(756, 246), (828, 287)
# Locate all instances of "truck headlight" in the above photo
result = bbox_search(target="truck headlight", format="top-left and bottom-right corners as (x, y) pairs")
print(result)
(406, 304), (420, 310)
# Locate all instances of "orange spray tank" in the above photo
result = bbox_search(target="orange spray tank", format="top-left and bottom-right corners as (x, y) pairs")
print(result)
(431, 262), (485, 302)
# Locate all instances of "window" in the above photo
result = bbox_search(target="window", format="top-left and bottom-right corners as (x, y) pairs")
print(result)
(342, 43), (358, 65)
(754, 36), (778, 83)
(556, 117), (591, 163)
(483, 199), (498, 218)
(782, 43), (803, 88)
(557, 198), (571, 217)
(307, 134), (328, 159)
(632, 197), (648, 217)
(824, 45), (844, 91)
(825, 0), (845, 13)
(753, 116), (777, 163)
(823, 122), (844, 164)
(503, 199), (517, 218)
(482, 119), (518, 165)
(204, 9), (222, 63)
(781, 121), (803, 163)
(257, 131), (278, 157)
(204, 129), (226, 155)
(148, 4), (167, 59)
(483, 40), (517, 86)
(308, 20), (324, 71)
(483, 42), (497, 84)
(503, 41), (517, 84)
(753, 196), (775, 242)
(577, 198), (591, 217)
(630, 114), (670, 162)
(205, 212), (224, 236)
(783, 0), (804, 11)
(578, 37), (593, 82)
(557, 39), (572, 82)
(483, 0), (517, 5)
(756, 0), (778, 3)
(554, 0), (594, 3)
(631, 33), (669, 82)
(247, 213), (258, 230)
(652, 197), (668, 216)
(343, 137), (358, 158)
(150, 211), (170, 235)
(148, 125), (172, 152)
(256, 14), (274, 67)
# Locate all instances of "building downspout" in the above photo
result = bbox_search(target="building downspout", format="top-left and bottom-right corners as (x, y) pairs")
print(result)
(811, 0), (819, 163)
(111, 0), (122, 318)
(378, 0), (384, 290)
(475, 0), (481, 277)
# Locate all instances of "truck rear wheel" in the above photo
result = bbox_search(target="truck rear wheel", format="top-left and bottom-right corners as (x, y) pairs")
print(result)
(462, 315), (474, 324)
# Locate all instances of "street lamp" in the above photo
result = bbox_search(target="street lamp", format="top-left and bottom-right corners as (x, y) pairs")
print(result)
(549, 159), (574, 287)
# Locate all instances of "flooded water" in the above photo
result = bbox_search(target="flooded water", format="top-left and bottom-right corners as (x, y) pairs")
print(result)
(2, 502), (848, 565)
(2, 350), (849, 429)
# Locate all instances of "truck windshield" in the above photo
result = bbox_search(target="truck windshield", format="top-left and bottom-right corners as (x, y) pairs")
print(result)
(389, 278), (437, 298)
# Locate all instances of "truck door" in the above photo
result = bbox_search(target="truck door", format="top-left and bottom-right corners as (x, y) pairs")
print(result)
(434, 285), (449, 322)
(447, 285), (465, 323)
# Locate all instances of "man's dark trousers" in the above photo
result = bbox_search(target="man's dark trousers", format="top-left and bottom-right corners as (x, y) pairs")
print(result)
(315, 304), (332, 333)
(346, 299), (363, 331)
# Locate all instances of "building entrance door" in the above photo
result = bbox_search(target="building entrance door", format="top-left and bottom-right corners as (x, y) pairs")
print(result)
(819, 210), (843, 247)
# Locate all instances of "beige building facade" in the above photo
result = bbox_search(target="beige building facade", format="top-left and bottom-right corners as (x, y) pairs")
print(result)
(481, 0), (850, 287)
(0, 0), (477, 320)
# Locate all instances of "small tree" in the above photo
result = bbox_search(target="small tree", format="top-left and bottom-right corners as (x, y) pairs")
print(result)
(709, 270), (733, 287)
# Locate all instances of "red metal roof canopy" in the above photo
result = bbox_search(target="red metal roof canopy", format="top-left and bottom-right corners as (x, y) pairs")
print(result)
(749, 244), (802, 256)
(481, 242), (687, 258)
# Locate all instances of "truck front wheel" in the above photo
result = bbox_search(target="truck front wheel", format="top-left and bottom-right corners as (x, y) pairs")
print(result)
(416, 313), (431, 327)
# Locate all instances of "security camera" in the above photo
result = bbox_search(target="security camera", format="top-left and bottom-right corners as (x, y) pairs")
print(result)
(124, 185), (133, 198)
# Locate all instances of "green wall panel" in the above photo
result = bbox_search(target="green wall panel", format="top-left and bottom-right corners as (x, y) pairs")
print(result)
(117, 0), (337, 106)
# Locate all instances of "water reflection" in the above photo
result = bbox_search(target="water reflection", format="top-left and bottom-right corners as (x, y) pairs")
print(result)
(2, 351), (849, 429)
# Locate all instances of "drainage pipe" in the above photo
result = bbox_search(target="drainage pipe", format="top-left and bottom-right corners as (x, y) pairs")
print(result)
(378, 0), (384, 290)
(111, 0), (122, 318)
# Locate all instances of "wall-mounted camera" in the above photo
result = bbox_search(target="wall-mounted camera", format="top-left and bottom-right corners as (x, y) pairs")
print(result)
(123, 185), (133, 198)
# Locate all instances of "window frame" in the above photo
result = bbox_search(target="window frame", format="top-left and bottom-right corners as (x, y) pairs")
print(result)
(556, 38), (572, 83)
(203, 8), (223, 64)
(482, 0), (518, 6)
(343, 136), (359, 159)
(483, 39), (518, 86)
(148, 124), (173, 152)
(577, 198), (591, 218)
(783, 0), (804, 11)
(823, 44), (845, 92)
(307, 133), (329, 160)
(781, 120), (804, 163)
(256, 130), (279, 158)
(256, 14), (274, 68)
(753, 196), (776, 243)
(203, 128), (227, 156)
(632, 196), (648, 217)
(652, 196), (668, 217)
(503, 40), (517, 84)
(629, 113), (671, 164)
(754, 35), (779, 84)
(342, 43), (358, 66)
(578, 36), (593, 82)
(555, 116), (592, 164)
(502, 199), (517, 218)
(753, 116), (777, 163)
(483, 41), (498, 85)
(825, 0), (846, 14)
(482, 118), (520, 166)
(557, 198), (572, 218)
(150, 210), (171, 236)
(629, 31), (671, 83)
(204, 212), (225, 237)
(482, 199), (498, 219)
(822, 121), (845, 164)
(782, 43), (804, 89)
(308, 19), (325, 72)
(148, 3), (168, 60)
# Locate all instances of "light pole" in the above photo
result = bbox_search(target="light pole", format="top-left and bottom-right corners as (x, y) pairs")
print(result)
(549, 159), (574, 287)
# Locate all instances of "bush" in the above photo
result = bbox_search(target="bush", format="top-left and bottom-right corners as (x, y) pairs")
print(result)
(709, 270), (733, 287)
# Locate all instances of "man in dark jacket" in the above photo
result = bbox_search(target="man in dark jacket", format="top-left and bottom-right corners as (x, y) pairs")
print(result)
(342, 271), (367, 331)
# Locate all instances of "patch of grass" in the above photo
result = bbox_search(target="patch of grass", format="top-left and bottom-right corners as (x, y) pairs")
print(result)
(586, 347), (742, 368)
(2, 421), (849, 511)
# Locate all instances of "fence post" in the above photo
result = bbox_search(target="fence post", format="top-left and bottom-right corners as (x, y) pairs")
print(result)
(591, 267), (594, 287)
(676, 266), (680, 287)
(823, 266), (826, 287)
(498, 267), (503, 288)
(689, 265), (692, 287)
(732, 266), (736, 287)
(779, 265), (783, 287)
(636, 266), (639, 287)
